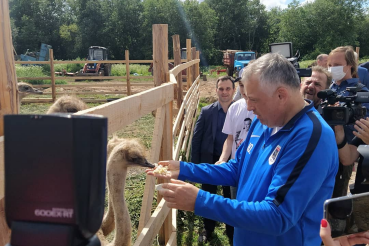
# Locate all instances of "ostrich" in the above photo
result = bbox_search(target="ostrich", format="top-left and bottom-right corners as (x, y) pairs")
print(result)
(97, 137), (154, 246)
(18, 82), (43, 103)
(46, 95), (88, 114)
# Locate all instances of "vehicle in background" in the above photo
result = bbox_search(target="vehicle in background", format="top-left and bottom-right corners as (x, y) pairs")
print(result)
(78, 46), (111, 77)
(222, 50), (256, 76)
(269, 42), (300, 69)
(20, 43), (52, 62)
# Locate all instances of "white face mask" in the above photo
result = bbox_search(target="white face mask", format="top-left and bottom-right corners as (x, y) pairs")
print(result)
(328, 66), (346, 81)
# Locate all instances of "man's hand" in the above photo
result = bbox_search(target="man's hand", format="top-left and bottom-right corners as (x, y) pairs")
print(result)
(320, 219), (369, 246)
(146, 160), (180, 179)
(353, 117), (369, 144)
(158, 179), (199, 211)
(215, 160), (226, 165)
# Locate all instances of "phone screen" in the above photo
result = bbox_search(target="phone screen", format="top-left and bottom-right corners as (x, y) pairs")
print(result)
(324, 192), (369, 238)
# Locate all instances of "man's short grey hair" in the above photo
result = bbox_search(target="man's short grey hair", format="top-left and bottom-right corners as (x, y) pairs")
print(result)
(317, 54), (328, 61)
(241, 53), (300, 93)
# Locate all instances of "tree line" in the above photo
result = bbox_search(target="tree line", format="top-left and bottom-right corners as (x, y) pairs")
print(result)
(9, 0), (369, 65)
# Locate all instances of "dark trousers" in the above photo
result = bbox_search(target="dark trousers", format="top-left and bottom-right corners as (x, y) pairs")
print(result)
(201, 154), (234, 242)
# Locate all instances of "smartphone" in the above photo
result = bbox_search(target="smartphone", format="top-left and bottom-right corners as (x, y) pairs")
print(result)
(324, 192), (369, 238)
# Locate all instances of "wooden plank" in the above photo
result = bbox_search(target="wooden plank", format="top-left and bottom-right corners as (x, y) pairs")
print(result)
(54, 76), (126, 80)
(162, 102), (173, 242)
(42, 91), (127, 95)
(0, 0), (17, 243)
(165, 232), (177, 246)
(153, 24), (169, 87)
(191, 47), (196, 86)
(196, 51), (200, 78)
(125, 50), (131, 95)
(186, 39), (192, 89)
(170, 59), (199, 80)
(15, 61), (49, 65)
(30, 83), (154, 88)
(74, 82), (175, 135)
(134, 199), (170, 246)
(21, 98), (54, 103)
(49, 49), (56, 102)
(137, 105), (166, 236)
(186, 97), (200, 161)
(51, 60), (154, 64)
(17, 76), (52, 80)
(172, 35), (182, 107)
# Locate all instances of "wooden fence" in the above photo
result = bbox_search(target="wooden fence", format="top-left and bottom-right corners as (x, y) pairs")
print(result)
(16, 51), (189, 103)
(0, 22), (201, 246)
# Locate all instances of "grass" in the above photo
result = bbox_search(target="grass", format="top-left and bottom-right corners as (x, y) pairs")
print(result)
(15, 64), (67, 85)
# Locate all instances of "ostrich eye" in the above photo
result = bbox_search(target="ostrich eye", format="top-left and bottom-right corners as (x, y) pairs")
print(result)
(131, 158), (138, 163)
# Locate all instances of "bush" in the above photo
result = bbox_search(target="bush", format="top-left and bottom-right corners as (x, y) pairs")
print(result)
(54, 57), (84, 73)
(111, 64), (151, 76)
(15, 64), (67, 85)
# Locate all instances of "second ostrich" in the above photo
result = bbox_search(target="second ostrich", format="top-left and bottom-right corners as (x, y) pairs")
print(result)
(47, 95), (88, 114)
(97, 136), (154, 246)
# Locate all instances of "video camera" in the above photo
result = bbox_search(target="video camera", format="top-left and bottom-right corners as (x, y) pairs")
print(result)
(4, 114), (108, 246)
(317, 87), (369, 125)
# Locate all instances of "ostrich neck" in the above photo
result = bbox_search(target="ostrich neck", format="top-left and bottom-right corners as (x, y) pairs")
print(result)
(107, 162), (131, 246)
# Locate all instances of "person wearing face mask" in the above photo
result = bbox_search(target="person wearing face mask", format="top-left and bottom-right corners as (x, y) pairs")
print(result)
(327, 46), (369, 243)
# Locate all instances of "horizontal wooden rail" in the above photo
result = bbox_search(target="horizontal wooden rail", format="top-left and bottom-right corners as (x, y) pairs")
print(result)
(18, 76), (52, 80)
(42, 91), (127, 95)
(74, 82), (175, 135)
(170, 59), (200, 80)
(31, 83), (154, 88)
(134, 199), (170, 246)
(15, 59), (187, 65)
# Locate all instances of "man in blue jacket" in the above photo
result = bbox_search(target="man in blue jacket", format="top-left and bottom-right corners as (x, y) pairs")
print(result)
(148, 53), (338, 246)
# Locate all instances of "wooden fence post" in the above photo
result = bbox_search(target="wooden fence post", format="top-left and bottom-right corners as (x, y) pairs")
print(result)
(173, 35), (182, 107)
(49, 49), (56, 102)
(125, 50), (131, 96)
(356, 47), (360, 60)
(0, 0), (17, 244)
(191, 47), (196, 81)
(153, 24), (170, 245)
(153, 25), (169, 87)
(186, 39), (192, 89)
(196, 51), (200, 78)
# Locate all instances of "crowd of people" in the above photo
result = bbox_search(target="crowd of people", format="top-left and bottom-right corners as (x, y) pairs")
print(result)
(146, 46), (369, 246)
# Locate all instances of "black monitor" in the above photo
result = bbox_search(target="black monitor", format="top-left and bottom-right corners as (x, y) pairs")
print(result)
(4, 114), (107, 246)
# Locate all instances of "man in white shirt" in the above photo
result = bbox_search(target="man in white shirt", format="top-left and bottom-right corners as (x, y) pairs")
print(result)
(217, 78), (255, 199)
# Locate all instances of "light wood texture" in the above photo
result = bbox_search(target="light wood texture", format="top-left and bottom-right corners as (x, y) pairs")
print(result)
(125, 50), (131, 95)
(170, 59), (199, 81)
(191, 47), (196, 85)
(196, 51), (200, 78)
(0, 137), (4, 199)
(186, 39), (192, 89)
(31, 83), (153, 88)
(172, 35), (182, 107)
(42, 91), (127, 95)
(49, 49), (56, 101)
(0, 0), (17, 243)
(133, 199), (170, 246)
(165, 232), (177, 246)
(17, 76), (52, 81)
(74, 82), (175, 135)
(356, 47), (360, 58)
(137, 105), (166, 236)
(153, 24), (169, 87)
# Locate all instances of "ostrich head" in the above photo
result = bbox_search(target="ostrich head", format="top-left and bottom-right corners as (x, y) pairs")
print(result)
(108, 138), (155, 168)
(18, 82), (43, 100)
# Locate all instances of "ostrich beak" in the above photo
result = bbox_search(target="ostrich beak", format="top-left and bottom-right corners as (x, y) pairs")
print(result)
(142, 159), (155, 168)
(32, 88), (43, 95)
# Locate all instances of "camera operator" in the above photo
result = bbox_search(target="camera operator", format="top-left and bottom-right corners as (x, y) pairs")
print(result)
(327, 46), (369, 197)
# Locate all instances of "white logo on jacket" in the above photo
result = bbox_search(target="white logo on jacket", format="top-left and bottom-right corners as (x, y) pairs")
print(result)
(269, 145), (281, 165)
(247, 143), (253, 154)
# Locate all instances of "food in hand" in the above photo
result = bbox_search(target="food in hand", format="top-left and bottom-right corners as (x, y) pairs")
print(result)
(153, 164), (169, 175)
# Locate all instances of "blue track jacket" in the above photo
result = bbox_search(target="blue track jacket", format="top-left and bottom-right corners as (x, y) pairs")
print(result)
(179, 101), (338, 246)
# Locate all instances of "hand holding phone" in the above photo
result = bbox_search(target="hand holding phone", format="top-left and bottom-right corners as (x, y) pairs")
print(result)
(323, 192), (369, 239)
(320, 219), (369, 246)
